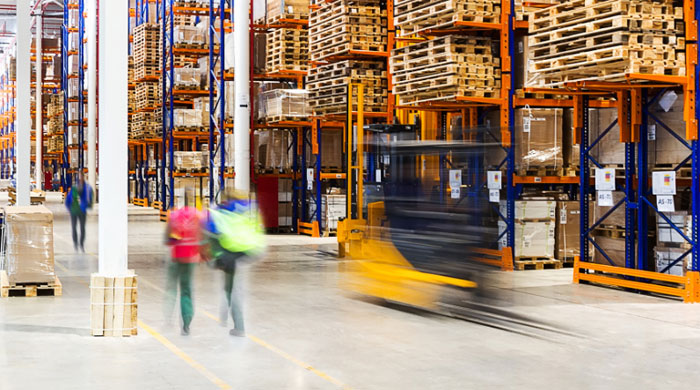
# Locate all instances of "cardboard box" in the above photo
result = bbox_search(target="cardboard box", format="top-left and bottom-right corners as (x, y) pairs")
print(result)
(322, 195), (346, 231)
(514, 108), (563, 170)
(657, 211), (688, 245)
(651, 92), (687, 166)
(588, 108), (624, 165)
(514, 221), (555, 258)
(174, 151), (205, 171)
(501, 200), (556, 221)
(655, 246), (691, 276)
(592, 235), (626, 268)
(322, 129), (343, 169)
(262, 89), (309, 120)
(4, 206), (55, 284)
(556, 201), (581, 260)
(594, 190), (626, 228)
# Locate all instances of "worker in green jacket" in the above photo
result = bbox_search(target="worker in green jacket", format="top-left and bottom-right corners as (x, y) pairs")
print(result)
(204, 192), (265, 337)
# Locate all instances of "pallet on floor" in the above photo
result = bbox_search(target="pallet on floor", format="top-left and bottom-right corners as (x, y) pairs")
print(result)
(0, 270), (62, 298)
(514, 257), (562, 270)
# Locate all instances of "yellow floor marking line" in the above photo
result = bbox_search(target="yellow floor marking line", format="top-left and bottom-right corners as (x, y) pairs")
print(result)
(199, 310), (354, 390)
(54, 260), (233, 390)
(138, 320), (231, 390)
(57, 252), (354, 389)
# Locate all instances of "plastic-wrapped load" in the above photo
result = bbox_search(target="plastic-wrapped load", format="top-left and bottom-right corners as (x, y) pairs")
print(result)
(515, 108), (563, 172)
(261, 89), (309, 121)
(4, 206), (55, 284)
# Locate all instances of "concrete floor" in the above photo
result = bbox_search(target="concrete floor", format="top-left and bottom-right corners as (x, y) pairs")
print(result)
(2, 200), (700, 389)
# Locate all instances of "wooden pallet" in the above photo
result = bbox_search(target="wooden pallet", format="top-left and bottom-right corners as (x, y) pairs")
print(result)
(514, 258), (562, 270)
(395, 0), (501, 36)
(1, 270), (62, 298)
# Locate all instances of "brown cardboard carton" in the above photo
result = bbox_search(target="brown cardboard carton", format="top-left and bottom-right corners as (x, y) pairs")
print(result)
(515, 108), (563, 170)
(592, 235), (626, 268)
(5, 206), (55, 284)
(322, 129), (343, 169)
(594, 190), (626, 228)
(556, 201), (580, 260)
(651, 92), (688, 166)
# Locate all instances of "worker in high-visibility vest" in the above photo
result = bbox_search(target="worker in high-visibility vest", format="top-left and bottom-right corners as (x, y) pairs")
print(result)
(204, 191), (265, 337)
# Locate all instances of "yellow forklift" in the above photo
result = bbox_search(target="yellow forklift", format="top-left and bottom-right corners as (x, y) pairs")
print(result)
(337, 85), (507, 311)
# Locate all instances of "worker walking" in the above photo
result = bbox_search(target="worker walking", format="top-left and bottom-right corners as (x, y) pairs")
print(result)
(165, 201), (203, 336)
(65, 173), (94, 252)
(205, 192), (265, 337)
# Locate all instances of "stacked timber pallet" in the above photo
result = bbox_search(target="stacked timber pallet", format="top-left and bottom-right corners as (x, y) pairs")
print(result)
(308, 60), (387, 114)
(527, 0), (685, 87)
(394, 0), (501, 36)
(515, 0), (555, 22)
(130, 111), (161, 140)
(90, 272), (138, 337)
(265, 0), (309, 24)
(391, 35), (501, 105)
(308, 0), (388, 114)
(266, 28), (309, 73)
(46, 94), (63, 136)
(309, 1), (387, 61)
(132, 23), (161, 140)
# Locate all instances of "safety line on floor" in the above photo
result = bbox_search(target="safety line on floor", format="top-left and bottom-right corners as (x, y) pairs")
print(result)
(137, 270), (354, 389)
(54, 260), (232, 390)
(138, 320), (231, 390)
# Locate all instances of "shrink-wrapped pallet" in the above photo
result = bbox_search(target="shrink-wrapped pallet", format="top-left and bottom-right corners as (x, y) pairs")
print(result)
(514, 108), (563, 172)
(4, 206), (55, 284)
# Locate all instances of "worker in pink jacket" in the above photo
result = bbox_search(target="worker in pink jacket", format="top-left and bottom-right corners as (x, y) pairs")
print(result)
(165, 201), (203, 335)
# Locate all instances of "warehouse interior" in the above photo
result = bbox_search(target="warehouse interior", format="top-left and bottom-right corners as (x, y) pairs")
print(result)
(3, 0), (700, 388)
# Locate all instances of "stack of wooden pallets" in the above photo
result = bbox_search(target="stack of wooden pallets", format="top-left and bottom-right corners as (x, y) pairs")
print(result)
(515, 0), (555, 22)
(130, 111), (161, 140)
(394, 0), (501, 36)
(133, 23), (160, 81)
(308, 60), (388, 114)
(266, 28), (309, 73)
(391, 35), (501, 105)
(309, 0), (387, 61)
(527, 0), (685, 87)
(265, 0), (309, 24)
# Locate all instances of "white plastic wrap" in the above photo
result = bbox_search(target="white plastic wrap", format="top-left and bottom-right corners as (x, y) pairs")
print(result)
(261, 89), (309, 120)
(4, 206), (55, 284)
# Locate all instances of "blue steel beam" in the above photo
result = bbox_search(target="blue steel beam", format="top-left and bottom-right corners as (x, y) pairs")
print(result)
(580, 96), (590, 263)
(637, 90), (648, 270)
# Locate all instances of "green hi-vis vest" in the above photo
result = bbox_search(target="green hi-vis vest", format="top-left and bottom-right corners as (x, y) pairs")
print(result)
(210, 207), (265, 254)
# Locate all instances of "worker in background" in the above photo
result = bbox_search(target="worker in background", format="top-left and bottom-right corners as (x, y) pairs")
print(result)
(205, 190), (265, 337)
(165, 192), (204, 336)
(43, 164), (52, 191)
(64, 172), (94, 252)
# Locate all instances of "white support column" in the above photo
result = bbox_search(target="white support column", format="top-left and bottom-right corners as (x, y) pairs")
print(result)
(16, 0), (31, 206)
(87, 0), (97, 191)
(97, 0), (128, 275)
(35, 13), (43, 189)
(234, 0), (251, 194)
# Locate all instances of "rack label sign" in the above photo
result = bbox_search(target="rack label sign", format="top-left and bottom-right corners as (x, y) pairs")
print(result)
(306, 168), (314, 190)
(487, 171), (502, 189)
(652, 171), (676, 195)
(595, 168), (616, 191)
(597, 190), (613, 206)
(489, 189), (500, 203)
(657, 195), (675, 212)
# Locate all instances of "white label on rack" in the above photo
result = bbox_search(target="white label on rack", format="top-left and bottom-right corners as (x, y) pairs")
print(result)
(534, 177), (542, 183)
(595, 168), (616, 191)
(487, 171), (502, 189)
(306, 168), (314, 190)
(657, 195), (675, 212)
(648, 124), (656, 141)
(597, 190), (613, 206)
(652, 171), (676, 195)
(523, 116), (531, 133)
(376, 169), (382, 182)
(560, 210), (568, 225)
(451, 186), (460, 199)
(449, 170), (462, 188)
(489, 189), (500, 203)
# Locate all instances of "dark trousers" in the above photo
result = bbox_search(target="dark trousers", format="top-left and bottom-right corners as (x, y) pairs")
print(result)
(70, 212), (86, 249)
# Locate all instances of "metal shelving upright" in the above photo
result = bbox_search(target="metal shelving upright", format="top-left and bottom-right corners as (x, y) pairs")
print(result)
(62, 0), (85, 189)
(562, 0), (700, 301)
